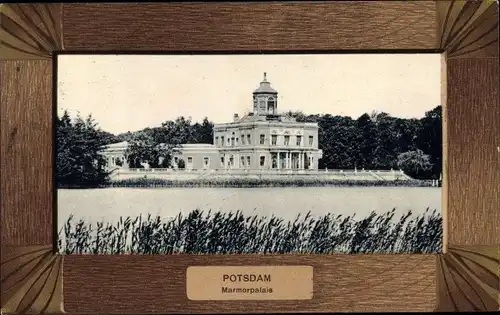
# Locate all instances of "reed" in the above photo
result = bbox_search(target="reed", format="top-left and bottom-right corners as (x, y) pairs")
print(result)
(58, 208), (442, 254)
(105, 177), (435, 188)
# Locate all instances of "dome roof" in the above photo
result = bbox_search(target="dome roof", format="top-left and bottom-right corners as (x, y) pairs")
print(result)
(253, 72), (278, 94)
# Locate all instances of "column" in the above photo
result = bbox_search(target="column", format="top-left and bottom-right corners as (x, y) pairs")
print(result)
(287, 152), (290, 169)
(277, 151), (280, 169)
(300, 152), (304, 169)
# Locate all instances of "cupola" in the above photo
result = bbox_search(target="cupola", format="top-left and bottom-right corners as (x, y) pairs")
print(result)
(252, 72), (278, 115)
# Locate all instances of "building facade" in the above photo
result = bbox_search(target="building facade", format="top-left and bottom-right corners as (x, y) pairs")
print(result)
(101, 73), (323, 171)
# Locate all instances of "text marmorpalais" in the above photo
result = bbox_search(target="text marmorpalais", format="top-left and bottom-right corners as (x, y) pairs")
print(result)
(222, 287), (273, 294)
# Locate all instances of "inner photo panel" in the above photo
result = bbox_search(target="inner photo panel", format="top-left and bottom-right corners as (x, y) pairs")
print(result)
(55, 53), (443, 254)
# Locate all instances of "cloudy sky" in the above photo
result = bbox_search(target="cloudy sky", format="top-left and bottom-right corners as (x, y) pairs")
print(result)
(57, 54), (442, 134)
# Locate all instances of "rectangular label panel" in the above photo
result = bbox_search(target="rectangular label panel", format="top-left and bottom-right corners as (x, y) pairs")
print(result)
(186, 266), (313, 300)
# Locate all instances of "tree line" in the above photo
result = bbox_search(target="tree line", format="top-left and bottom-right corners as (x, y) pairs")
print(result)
(288, 105), (442, 180)
(56, 106), (441, 187)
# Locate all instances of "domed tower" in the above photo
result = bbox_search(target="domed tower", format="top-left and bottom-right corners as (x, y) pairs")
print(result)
(252, 72), (278, 115)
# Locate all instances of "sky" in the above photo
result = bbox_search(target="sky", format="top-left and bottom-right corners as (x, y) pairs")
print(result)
(57, 54), (443, 135)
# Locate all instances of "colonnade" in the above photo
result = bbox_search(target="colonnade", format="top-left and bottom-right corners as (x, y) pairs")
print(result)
(275, 151), (311, 170)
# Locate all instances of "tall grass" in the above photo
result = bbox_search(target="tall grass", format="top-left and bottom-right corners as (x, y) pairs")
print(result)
(58, 208), (442, 254)
(106, 177), (435, 188)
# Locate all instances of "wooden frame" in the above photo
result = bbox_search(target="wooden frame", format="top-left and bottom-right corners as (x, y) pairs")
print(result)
(1, 1), (498, 313)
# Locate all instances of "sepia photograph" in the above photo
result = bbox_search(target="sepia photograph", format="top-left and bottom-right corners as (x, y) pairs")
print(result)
(56, 53), (443, 255)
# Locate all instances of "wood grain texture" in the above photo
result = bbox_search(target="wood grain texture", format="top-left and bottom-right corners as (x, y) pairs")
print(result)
(436, 245), (499, 312)
(63, 254), (436, 313)
(61, 2), (437, 51)
(0, 60), (54, 246)
(446, 58), (500, 245)
(0, 3), (64, 59)
(436, 0), (499, 59)
(1, 245), (64, 314)
(0, 1), (498, 313)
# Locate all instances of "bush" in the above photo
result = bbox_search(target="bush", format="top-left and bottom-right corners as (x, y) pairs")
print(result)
(397, 150), (433, 179)
(177, 159), (185, 169)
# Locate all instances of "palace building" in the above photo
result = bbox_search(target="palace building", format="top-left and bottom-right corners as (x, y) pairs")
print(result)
(101, 73), (323, 171)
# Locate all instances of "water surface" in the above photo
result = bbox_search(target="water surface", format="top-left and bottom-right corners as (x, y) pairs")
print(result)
(57, 186), (442, 230)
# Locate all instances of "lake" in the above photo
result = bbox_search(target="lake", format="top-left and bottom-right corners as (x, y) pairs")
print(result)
(57, 186), (442, 230)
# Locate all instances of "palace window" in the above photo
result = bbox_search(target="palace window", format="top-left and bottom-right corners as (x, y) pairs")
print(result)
(260, 134), (265, 145)
(187, 157), (193, 164)
(253, 97), (258, 112)
(230, 155), (234, 166)
(247, 134), (251, 145)
(231, 137), (235, 146)
(241, 136), (246, 145)
(259, 99), (266, 111)
(267, 97), (276, 113)
(284, 135), (290, 146)
(309, 136), (314, 146)
(236, 137), (239, 145)
(227, 137), (230, 145)
(174, 157), (179, 163)
(221, 136), (225, 146)
(220, 156), (224, 167)
(272, 153), (277, 169)
(241, 156), (245, 166)
(247, 156), (251, 167)
(203, 157), (209, 168)
(296, 135), (302, 146)
(260, 156), (266, 167)
(215, 136), (219, 146)
(271, 135), (277, 145)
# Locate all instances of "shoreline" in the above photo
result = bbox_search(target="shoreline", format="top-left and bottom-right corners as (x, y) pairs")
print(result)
(58, 178), (441, 189)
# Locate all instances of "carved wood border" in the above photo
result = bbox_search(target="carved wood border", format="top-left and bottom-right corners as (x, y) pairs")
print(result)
(1, 1), (498, 313)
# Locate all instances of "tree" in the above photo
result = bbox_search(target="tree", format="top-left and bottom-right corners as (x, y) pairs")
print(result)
(417, 106), (442, 179)
(125, 132), (172, 168)
(393, 118), (421, 154)
(56, 111), (109, 187)
(397, 150), (434, 179)
(316, 115), (359, 169)
(190, 117), (214, 144)
(371, 112), (398, 170)
(123, 115), (215, 169)
(356, 113), (378, 169)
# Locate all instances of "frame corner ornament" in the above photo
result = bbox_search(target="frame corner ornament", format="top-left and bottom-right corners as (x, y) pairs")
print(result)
(1, 245), (65, 314)
(436, 244), (500, 312)
(437, 0), (499, 58)
(0, 3), (64, 60)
